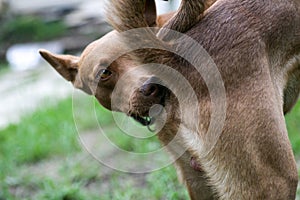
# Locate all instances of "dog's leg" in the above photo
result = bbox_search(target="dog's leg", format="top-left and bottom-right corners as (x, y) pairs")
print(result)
(199, 78), (298, 199)
(158, 123), (217, 200)
(177, 155), (216, 200)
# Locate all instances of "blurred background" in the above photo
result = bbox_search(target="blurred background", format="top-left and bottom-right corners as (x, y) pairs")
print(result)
(0, 0), (299, 199)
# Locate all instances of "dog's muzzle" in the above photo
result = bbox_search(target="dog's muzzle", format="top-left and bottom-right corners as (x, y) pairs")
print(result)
(131, 76), (168, 127)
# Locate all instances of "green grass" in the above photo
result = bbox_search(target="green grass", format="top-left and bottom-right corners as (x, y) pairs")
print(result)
(0, 63), (9, 75)
(0, 15), (67, 44)
(97, 166), (188, 200)
(0, 96), (300, 200)
(0, 99), (78, 167)
(286, 101), (300, 156)
(0, 96), (187, 200)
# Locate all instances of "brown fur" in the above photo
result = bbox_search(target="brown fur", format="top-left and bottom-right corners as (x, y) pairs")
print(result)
(40, 0), (300, 199)
(156, 11), (175, 28)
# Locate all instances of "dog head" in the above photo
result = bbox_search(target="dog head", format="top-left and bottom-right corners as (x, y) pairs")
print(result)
(39, 9), (174, 126)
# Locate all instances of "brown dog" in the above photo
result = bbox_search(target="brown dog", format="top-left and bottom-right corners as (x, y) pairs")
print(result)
(40, 0), (300, 199)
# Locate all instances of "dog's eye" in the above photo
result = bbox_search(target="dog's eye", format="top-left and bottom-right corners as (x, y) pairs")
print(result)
(97, 69), (112, 81)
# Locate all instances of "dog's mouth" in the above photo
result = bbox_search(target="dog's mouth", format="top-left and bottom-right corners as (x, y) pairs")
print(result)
(128, 76), (169, 128)
(129, 95), (166, 127)
(130, 114), (154, 126)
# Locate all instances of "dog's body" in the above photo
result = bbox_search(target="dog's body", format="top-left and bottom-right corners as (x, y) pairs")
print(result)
(40, 0), (300, 199)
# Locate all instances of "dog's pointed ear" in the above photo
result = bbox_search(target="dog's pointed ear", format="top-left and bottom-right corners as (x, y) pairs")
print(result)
(39, 49), (81, 84)
(144, 0), (157, 27)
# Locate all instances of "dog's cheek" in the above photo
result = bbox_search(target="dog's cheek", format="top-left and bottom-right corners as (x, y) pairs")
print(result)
(95, 90), (112, 111)
(73, 77), (94, 95)
(73, 76), (83, 89)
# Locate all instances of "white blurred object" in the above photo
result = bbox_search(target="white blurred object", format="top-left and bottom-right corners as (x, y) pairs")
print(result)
(155, 0), (180, 14)
(0, 67), (73, 129)
(64, 1), (105, 27)
(6, 42), (63, 71)
(9, 0), (81, 14)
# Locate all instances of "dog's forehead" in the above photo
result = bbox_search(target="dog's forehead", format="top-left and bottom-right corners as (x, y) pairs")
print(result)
(80, 31), (127, 66)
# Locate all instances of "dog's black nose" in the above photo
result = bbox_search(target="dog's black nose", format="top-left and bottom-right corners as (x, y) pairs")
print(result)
(139, 76), (164, 97)
(140, 83), (159, 96)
